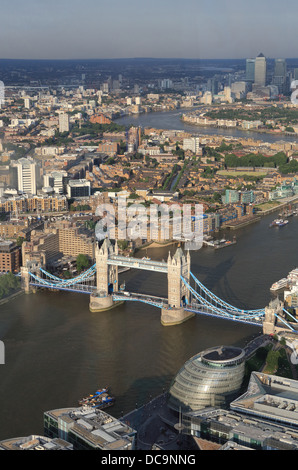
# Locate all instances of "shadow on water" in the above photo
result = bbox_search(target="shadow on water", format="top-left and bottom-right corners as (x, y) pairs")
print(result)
(110, 375), (173, 420)
(191, 255), (251, 308)
(191, 255), (235, 290)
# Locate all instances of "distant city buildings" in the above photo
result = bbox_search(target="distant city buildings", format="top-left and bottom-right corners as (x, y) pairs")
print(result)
(182, 137), (200, 154)
(58, 113), (70, 133)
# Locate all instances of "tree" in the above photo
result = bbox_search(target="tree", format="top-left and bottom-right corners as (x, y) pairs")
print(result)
(16, 236), (25, 246)
(76, 254), (90, 273)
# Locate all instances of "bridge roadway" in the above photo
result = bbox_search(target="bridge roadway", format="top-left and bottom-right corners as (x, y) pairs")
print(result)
(28, 277), (265, 325)
(29, 281), (97, 295)
(108, 255), (168, 273)
(111, 292), (264, 326)
(112, 292), (168, 308)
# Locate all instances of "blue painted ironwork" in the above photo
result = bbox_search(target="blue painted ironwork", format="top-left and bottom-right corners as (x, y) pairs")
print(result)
(24, 263), (297, 331)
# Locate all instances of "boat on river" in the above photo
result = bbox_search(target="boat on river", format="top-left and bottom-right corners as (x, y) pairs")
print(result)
(79, 387), (115, 409)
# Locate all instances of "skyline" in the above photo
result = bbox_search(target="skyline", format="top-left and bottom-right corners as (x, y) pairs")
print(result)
(0, 0), (297, 61)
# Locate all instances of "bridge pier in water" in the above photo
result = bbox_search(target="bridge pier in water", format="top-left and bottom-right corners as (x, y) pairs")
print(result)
(89, 239), (194, 326)
(89, 239), (124, 312)
(20, 240), (297, 332)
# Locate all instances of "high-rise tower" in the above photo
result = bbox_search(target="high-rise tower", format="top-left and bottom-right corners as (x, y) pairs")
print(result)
(272, 59), (288, 94)
(15, 157), (37, 195)
(254, 53), (267, 87)
(246, 58), (255, 82)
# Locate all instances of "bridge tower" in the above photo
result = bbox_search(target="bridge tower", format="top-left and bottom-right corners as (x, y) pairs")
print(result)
(161, 246), (194, 326)
(95, 238), (118, 294)
(263, 298), (284, 335)
(20, 260), (42, 294)
(89, 239), (122, 312)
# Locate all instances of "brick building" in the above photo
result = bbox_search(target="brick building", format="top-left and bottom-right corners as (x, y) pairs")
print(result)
(0, 241), (21, 273)
(90, 114), (112, 124)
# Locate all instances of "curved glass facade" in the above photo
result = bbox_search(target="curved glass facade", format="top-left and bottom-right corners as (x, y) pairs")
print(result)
(167, 346), (245, 412)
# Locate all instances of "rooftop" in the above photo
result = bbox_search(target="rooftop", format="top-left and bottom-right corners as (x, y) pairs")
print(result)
(45, 406), (136, 450)
(0, 435), (72, 450)
(201, 346), (245, 364)
(230, 372), (298, 427)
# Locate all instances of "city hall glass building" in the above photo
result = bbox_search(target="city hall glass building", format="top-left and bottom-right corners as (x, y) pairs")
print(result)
(167, 346), (246, 413)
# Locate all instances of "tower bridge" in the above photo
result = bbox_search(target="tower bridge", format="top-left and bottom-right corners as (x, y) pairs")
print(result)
(20, 239), (298, 331)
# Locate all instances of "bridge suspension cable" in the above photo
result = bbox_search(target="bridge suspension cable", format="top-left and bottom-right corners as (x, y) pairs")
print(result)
(189, 271), (265, 315)
(28, 265), (96, 288)
(181, 276), (265, 320)
(39, 265), (96, 284)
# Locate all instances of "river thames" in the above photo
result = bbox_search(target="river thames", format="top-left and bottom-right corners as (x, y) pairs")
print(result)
(0, 110), (298, 441)
(1, 209), (298, 440)
(115, 106), (298, 144)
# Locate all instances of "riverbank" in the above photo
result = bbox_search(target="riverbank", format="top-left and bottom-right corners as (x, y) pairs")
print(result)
(115, 107), (298, 145)
(256, 195), (298, 217)
(136, 241), (179, 252)
(223, 215), (261, 230)
(181, 115), (298, 138)
(0, 289), (24, 306)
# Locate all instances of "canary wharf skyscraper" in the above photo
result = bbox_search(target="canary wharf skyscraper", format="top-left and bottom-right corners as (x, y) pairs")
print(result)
(246, 58), (255, 82)
(272, 59), (288, 94)
(254, 53), (267, 87)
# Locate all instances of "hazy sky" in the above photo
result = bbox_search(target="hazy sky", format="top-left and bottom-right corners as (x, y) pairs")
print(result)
(0, 0), (297, 60)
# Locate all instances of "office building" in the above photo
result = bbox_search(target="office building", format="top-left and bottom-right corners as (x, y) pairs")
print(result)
(44, 406), (136, 450)
(272, 59), (288, 94)
(246, 59), (255, 82)
(183, 407), (298, 450)
(15, 157), (37, 195)
(207, 77), (219, 95)
(274, 58), (287, 78)
(67, 179), (91, 198)
(167, 346), (246, 413)
(159, 79), (173, 90)
(231, 81), (247, 99)
(43, 170), (68, 194)
(254, 53), (267, 87)
(59, 113), (70, 133)
(230, 371), (298, 428)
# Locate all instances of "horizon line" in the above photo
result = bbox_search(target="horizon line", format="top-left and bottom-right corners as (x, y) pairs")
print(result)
(1, 56), (298, 62)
